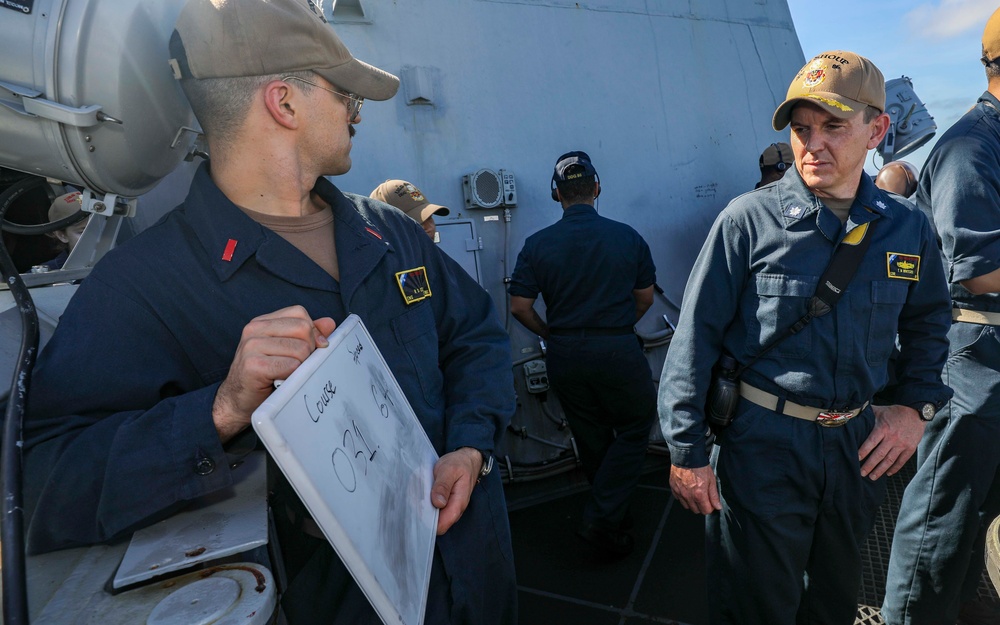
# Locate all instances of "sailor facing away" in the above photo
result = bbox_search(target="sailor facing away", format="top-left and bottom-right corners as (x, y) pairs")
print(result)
(509, 150), (657, 559)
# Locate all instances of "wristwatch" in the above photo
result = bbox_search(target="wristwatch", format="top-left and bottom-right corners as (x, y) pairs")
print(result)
(910, 401), (938, 422)
(478, 453), (494, 481)
(462, 447), (494, 481)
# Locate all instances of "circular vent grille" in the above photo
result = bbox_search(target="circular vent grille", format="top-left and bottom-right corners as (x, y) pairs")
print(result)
(470, 169), (502, 208)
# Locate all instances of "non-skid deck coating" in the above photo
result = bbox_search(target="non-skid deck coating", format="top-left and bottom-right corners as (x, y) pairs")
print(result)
(506, 456), (999, 625)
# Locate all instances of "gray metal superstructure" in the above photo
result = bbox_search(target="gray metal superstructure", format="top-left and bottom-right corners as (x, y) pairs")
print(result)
(328, 0), (804, 314)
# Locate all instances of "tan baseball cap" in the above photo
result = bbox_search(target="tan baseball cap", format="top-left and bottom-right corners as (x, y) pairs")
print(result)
(772, 51), (885, 131)
(371, 180), (450, 223)
(48, 191), (83, 222)
(760, 142), (793, 167)
(169, 0), (399, 101)
(983, 7), (1000, 63)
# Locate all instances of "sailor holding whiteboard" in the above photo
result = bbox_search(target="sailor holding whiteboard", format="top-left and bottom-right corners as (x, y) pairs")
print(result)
(22, 0), (517, 623)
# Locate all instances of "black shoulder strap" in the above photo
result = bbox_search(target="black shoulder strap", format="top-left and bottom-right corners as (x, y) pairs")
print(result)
(735, 219), (876, 376)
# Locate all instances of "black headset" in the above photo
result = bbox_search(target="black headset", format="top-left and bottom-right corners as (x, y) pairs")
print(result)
(551, 151), (601, 202)
(774, 143), (788, 171)
(760, 143), (788, 172)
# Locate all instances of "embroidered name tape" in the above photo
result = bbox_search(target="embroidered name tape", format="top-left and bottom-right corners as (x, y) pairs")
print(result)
(396, 266), (432, 304)
(887, 252), (919, 281)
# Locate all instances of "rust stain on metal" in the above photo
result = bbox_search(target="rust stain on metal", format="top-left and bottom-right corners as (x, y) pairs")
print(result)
(184, 546), (206, 557)
(198, 566), (220, 579)
(198, 564), (267, 593)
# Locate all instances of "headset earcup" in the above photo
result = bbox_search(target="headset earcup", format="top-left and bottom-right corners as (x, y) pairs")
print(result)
(771, 143), (788, 172)
(551, 184), (559, 202)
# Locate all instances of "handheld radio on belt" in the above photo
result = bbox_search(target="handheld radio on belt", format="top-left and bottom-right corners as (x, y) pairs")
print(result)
(707, 220), (877, 430)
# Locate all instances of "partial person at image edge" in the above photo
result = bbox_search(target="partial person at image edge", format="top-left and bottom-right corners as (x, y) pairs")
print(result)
(881, 7), (1000, 625)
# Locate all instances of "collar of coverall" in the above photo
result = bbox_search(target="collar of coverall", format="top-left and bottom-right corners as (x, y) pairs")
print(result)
(772, 164), (892, 240)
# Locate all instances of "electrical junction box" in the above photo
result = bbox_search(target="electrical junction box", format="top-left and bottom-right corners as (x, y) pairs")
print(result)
(500, 169), (517, 207)
(522, 360), (549, 394)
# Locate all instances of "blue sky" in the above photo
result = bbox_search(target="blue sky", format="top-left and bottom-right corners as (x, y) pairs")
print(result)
(786, 0), (997, 171)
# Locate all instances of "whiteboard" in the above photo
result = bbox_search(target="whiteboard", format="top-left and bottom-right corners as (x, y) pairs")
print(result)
(252, 314), (439, 625)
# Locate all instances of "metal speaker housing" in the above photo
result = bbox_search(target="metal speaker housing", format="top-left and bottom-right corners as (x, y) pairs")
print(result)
(463, 169), (503, 209)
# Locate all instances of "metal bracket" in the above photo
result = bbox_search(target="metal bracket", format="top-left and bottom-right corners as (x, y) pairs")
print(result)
(170, 125), (203, 149)
(81, 189), (137, 218)
(171, 125), (209, 161)
(0, 79), (103, 127)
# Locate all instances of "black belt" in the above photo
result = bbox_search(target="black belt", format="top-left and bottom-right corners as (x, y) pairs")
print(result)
(549, 325), (634, 337)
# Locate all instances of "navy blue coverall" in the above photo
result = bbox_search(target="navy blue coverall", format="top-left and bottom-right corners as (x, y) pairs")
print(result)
(882, 91), (1000, 625)
(509, 203), (657, 531)
(23, 165), (517, 624)
(660, 167), (952, 625)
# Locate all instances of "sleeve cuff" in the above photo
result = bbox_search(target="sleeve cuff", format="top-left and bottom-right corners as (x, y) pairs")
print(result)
(446, 422), (497, 457)
(507, 284), (538, 299)
(173, 383), (235, 499)
(950, 255), (1000, 284)
(667, 441), (710, 469)
(224, 427), (260, 466)
(885, 384), (953, 411)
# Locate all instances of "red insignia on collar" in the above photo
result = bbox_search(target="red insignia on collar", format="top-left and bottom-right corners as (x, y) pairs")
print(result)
(222, 238), (238, 262)
(364, 226), (383, 240)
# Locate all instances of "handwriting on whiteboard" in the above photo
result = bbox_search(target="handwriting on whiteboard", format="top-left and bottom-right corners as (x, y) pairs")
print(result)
(297, 331), (405, 494)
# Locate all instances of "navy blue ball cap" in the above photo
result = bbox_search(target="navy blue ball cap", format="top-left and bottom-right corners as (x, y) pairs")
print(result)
(553, 151), (597, 181)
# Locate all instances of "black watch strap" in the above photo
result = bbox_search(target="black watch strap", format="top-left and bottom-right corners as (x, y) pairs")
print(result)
(478, 453), (494, 481)
(461, 447), (493, 481)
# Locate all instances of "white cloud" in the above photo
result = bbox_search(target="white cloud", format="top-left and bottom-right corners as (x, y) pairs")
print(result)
(904, 0), (998, 40)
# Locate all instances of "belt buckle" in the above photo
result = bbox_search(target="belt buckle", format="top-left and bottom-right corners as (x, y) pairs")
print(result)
(816, 411), (853, 427)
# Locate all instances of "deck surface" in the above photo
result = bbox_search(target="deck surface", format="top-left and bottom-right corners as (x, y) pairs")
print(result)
(507, 455), (999, 625)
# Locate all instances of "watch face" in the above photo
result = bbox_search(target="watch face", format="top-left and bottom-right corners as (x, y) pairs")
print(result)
(920, 403), (935, 420)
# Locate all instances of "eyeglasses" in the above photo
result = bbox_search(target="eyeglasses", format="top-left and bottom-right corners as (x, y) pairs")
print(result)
(281, 75), (364, 122)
